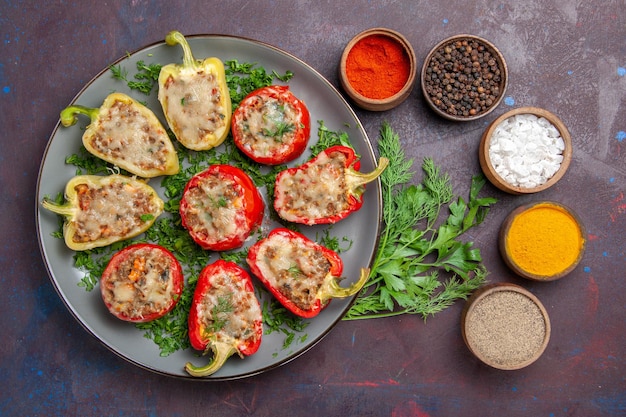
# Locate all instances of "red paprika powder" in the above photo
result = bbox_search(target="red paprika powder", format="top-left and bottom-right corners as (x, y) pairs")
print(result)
(345, 34), (411, 99)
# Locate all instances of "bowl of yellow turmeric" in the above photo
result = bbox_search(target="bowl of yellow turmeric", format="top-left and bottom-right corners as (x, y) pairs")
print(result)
(499, 201), (586, 281)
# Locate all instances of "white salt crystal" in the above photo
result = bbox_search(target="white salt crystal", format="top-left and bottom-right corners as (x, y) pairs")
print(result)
(488, 114), (564, 188)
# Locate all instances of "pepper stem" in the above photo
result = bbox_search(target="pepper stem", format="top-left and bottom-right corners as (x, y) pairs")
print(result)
(41, 198), (75, 218)
(60, 105), (99, 127)
(346, 157), (389, 195)
(320, 267), (371, 303)
(184, 341), (239, 377)
(165, 30), (199, 71)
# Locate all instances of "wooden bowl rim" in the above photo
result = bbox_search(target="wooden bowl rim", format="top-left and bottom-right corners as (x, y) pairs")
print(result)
(479, 106), (573, 194)
(461, 282), (551, 370)
(339, 27), (417, 111)
(420, 33), (508, 121)
(498, 200), (587, 281)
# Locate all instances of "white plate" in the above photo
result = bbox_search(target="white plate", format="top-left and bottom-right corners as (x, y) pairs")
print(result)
(35, 35), (382, 380)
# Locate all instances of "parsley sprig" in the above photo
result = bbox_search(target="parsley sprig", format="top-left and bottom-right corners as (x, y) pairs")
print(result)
(344, 122), (497, 320)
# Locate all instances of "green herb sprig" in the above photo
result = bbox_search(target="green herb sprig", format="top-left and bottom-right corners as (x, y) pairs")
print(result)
(225, 60), (293, 106)
(344, 122), (497, 320)
(262, 298), (309, 352)
(110, 59), (162, 95)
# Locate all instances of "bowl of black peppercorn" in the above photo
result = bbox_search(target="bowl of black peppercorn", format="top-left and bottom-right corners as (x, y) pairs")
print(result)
(421, 34), (508, 121)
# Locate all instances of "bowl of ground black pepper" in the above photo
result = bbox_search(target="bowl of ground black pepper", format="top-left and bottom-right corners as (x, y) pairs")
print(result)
(461, 283), (551, 370)
(421, 34), (508, 121)
(339, 28), (417, 111)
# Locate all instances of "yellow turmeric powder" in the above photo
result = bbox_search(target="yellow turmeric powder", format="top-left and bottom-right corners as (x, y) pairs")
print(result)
(505, 203), (585, 277)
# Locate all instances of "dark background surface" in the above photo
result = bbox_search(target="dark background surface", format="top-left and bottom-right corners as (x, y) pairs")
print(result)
(1, 1), (624, 416)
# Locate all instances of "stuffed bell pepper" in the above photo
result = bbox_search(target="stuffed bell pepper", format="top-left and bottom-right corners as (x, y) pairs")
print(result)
(185, 260), (263, 377)
(274, 145), (388, 225)
(246, 228), (370, 318)
(231, 85), (311, 165)
(100, 243), (184, 322)
(179, 164), (264, 251)
(60, 92), (179, 178)
(41, 174), (164, 250)
(158, 30), (232, 151)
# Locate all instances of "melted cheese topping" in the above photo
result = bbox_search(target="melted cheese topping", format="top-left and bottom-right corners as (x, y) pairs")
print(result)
(234, 94), (301, 158)
(253, 232), (331, 310)
(181, 172), (247, 246)
(196, 271), (261, 345)
(73, 181), (160, 243)
(162, 70), (226, 147)
(102, 246), (178, 320)
(275, 151), (349, 223)
(90, 99), (170, 171)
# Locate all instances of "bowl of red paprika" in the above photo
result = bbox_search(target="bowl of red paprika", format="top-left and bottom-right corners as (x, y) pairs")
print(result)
(339, 28), (417, 111)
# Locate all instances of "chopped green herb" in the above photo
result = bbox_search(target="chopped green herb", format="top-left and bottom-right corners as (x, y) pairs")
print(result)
(225, 60), (293, 106)
(262, 297), (309, 350)
(219, 249), (248, 265)
(309, 120), (354, 156)
(317, 227), (353, 254)
(109, 64), (128, 82)
(110, 60), (161, 95)
(208, 294), (235, 333)
(287, 265), (303, 278)
(263, 121), (295, 140)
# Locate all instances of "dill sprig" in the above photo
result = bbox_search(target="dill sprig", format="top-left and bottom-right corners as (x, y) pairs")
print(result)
(344, 122), (497, 320)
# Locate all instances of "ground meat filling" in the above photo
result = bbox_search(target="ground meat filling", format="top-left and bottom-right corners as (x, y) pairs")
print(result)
(198, 272), (261, 344)
(181, 173), (245, 246)
(257, 234), (332, 311)
(102, 247), (176, 319)
(276, 151), (350, 221)
(236, 94), (300, 158)
(90, 99), (170, 171)
(73, 182), (159, 243)
(162, 71), (226, 147)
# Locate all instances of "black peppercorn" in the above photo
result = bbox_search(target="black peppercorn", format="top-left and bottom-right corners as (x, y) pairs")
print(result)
(424, 37), (505, 118)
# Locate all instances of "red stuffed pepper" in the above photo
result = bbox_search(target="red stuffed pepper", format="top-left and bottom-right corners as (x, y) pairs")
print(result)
(232, 85), (311, 165)
(273, 145), (388, 225)
(246, 228), (370, 318)
(180, 164), (264, 251)
(100, 243), (184, 323)
(185, 260), (263, 377)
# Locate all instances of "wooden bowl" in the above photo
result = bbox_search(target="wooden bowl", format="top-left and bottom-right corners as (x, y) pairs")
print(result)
(479, 107), (572, 194)
(421, 34), (508, 121)
(461, 283), (551, 370)
(339, 28), (417, 111)
(499, 201), (586, 281)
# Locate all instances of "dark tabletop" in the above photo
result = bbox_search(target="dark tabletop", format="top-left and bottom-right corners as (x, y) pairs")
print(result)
(1, 1), (624, 416)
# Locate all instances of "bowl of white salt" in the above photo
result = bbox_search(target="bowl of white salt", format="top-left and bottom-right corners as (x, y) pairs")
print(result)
(479, 107), (572, 194)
